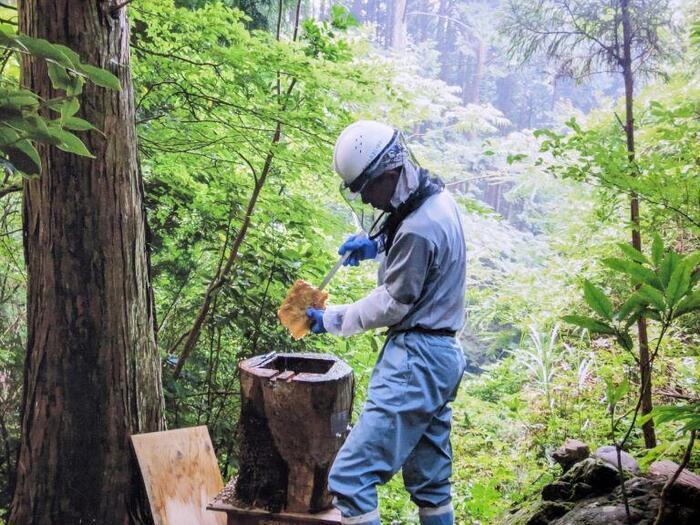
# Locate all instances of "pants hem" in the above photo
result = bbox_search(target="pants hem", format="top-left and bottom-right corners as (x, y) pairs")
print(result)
(418, 502), (453, 517)
(340, 508), (380, 524)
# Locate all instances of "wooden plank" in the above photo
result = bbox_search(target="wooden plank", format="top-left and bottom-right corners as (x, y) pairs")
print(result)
(207, 499), (341, 525)
(131, 426), (226, 525)
(272, 370), (296, 382)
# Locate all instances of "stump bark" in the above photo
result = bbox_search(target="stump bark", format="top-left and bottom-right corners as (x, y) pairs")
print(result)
(235, 353), (353, 513)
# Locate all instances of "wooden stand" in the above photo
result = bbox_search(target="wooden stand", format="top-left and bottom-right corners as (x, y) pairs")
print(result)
(235, 352), (353, 513)
(207, 499), (341, 525)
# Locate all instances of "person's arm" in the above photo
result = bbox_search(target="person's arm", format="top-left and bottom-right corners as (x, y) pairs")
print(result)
(323, 232), (434, 337)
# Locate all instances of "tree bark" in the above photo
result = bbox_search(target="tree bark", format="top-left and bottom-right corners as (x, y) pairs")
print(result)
(10, 1), (165, 524)
(389, 0), (407, 51)
(467, 36), (485, 104)
(621, 0), (656, 449)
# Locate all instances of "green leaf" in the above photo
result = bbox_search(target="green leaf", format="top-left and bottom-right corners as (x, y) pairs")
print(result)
(637, 284), (666, 311)
(561, 315), (615, 334)
(48, 128), (93, 157)
(16, 35), (73, 67)
(51, 44), (81, 66)
(368, 335), (379, 353)
(618, 243), (649, 265)
(0, 93), (39, 110)
(47, 62), (74, 91)
(62, 116), (97, 132)
(3, 115), (58, 144)
(6, 139), (41, 175)
(583, 280), (613, 320)
(602, 258), (661, 289)
(666, 257), (693, 306)
(651, 404), (700, 432)
(674, 291), (700, 318)
(605, 377), (629, 407)
(651, 234), (664, 267)
(641, 308), (662, 322)
(77, 63), (121, 91)
(330, 5), (359, 29)
(60, 97), (80, 120)
(0, 26), (16, 48)
(507, 153), (527, 165)
(617, 293), (647, 322)
(65, 75), (84, 97)
(615, 331), (634, 352)
(659, 252), (678, 287)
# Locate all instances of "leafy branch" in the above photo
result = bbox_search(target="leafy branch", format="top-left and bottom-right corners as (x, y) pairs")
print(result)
(0, 26), (120, 176)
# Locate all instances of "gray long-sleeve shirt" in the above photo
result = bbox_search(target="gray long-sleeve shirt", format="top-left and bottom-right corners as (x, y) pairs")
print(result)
(324, 191), (466, 336)
(379, 191), (466, 332)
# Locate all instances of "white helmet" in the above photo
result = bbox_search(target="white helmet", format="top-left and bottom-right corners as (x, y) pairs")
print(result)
(333, 120), (396, 186)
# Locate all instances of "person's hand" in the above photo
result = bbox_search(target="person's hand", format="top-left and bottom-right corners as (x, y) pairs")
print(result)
(306, 307), (327, 334)
(338, 234), (378, 266)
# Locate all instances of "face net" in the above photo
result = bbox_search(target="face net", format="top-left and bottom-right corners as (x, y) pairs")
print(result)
(338, 132), (419, 236)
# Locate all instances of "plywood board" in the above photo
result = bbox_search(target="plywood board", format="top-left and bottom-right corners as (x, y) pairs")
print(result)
(131, 426), (226, 525)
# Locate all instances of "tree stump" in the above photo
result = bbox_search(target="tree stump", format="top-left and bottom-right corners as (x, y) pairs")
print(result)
(235, 353), (353, 513)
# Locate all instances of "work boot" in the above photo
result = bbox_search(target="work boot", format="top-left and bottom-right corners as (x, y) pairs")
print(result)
(419, 504), (454, 525)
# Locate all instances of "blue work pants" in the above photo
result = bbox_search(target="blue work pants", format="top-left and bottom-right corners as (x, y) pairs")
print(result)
(328, 331), (466, 525)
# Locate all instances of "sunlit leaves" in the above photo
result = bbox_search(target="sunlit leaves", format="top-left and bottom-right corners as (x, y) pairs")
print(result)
(561, 314), (615, 334)
(0, 25), (118, 176)
(563, 236), (700, 355)
(604, 376), (629, 412)
(647, 404), (700, 434)
(601, 257), (659, 288)
(583, 281), (613, 320)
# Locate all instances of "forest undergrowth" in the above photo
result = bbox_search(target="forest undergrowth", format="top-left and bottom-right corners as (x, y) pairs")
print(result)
(0, 1), (699, 524)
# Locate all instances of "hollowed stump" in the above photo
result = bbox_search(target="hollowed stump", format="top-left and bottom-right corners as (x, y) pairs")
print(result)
(234, 353), (354, 513)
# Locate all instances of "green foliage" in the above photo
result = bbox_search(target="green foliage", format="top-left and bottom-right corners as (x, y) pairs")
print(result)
(604, 376), (630, 412)
(129, 0), (387, 470)
(504, 0), (673, 78)
(537, 88), (700, 230)
(564, 238), (700, 344)
(1, 2), (699, 523)
(0, 25), (119, 175)
(648, 404), (700, 434)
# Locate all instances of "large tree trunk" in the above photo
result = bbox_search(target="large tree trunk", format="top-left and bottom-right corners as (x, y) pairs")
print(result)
(470, 36), (485, 104)
(621, 0), (655, 449)
(10, 1), (165, 524)
(389, 0), (407, 51)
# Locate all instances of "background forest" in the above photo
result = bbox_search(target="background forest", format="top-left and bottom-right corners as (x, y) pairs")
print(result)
(0, 0), (699, 523)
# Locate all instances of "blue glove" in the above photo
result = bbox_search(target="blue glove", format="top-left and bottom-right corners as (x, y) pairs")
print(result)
(338, 234), (378, 267)
(306, 307), (327, 334)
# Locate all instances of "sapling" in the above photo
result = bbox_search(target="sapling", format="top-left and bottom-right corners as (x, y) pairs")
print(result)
(563, 234), (700, 524)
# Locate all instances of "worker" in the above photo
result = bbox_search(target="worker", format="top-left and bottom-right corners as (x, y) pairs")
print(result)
(306, 120), (467, 525)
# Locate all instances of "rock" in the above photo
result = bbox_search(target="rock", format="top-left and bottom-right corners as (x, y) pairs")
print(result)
(542, 481), (573, 501)
(552, 502), (648, 525)
(512, 459), (700, 525)
(562, 458), (620, 491)
(543, 459), (618, 502)
(593, 445), (641, 475)
(571, 482), (594, 500)
(648, 460), (700, 508)
(525, 501), (574, 525)
(552, 439), (590, 472)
